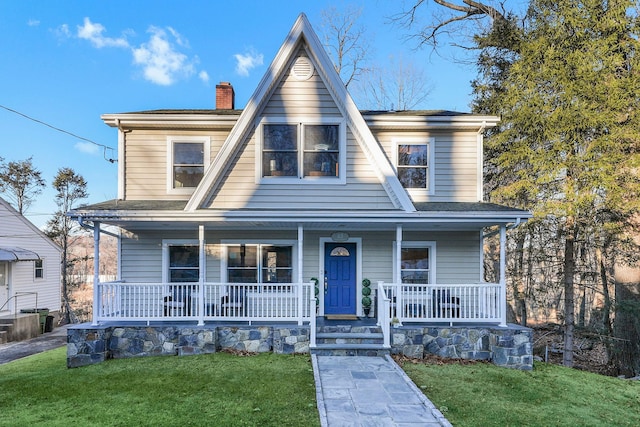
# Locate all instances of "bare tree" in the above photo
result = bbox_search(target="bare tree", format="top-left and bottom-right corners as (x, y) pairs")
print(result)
(355, 55), (433, 110)
(0, 157), (46, 214)
(320, 5), (370, 87)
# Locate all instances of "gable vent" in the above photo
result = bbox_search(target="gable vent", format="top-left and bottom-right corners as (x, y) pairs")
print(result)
(291, 56), (314, 80)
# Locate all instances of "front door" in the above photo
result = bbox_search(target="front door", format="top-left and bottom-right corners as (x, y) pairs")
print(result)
(0, 262), (8, 312)
(324, 243), (356, 315)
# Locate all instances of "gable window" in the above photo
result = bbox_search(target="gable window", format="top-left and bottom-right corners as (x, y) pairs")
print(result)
(393, 137), (434, 193)
(34, 259), (44, 279)
(400, 242), (435, 284)
(260, 121), (344, 181)
(225, 243), (294, 288)
(167, 136), (211, 194)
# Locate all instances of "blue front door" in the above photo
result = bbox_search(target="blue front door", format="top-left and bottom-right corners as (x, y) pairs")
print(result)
(324, 243), (356, 315)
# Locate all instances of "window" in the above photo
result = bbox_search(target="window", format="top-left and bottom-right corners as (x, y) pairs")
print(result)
(400, 243), (435, 284)
(261, 121), (344, 181)
(226, 244), (293, 287)
(167, 245), (199, 283)
(34, 259), (44, 279)
(167, 136), (210, 193)
(393, 138), (434, 192)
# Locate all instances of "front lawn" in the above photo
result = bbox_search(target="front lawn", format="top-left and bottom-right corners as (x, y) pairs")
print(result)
(399, 358), (640, 426)
(0, 348), (319, 427)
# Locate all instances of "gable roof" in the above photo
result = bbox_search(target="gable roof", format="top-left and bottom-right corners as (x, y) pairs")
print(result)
(0, 196), (61, 254)
(185, 13), (415, 213)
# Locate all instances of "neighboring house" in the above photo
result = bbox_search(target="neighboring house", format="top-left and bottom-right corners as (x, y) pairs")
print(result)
(67, 14), (533, 369)
(0, 196), (61, 340)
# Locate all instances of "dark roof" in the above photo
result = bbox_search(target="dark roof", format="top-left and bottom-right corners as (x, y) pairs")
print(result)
(74, 199), (188, 211)
(112, 109), (471, 117)
(73, 199), (527, 214)
(413, 202), (529, 213)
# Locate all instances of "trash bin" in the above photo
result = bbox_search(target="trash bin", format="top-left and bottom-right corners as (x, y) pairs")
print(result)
(20, 308), (49, 333)
(44, 315), (54, 333)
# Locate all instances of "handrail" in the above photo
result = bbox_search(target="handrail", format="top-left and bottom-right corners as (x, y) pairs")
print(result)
(0, 292), (38, 314)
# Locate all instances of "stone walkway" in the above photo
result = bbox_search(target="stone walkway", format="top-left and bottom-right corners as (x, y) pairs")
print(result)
(312, 355), (451, 427)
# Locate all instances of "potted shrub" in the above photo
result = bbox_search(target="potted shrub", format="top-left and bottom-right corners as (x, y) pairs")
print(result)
(361, 278), (372, 316)
(311, 277), (320, 314)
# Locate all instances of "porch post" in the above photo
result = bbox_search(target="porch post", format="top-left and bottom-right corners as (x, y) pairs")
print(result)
(297, 225), (304, 325)
(395, 224), (403, 324)
(91, 221), (100, 326)
(197, 225), (205, 326)
(499, 224), (507, 327)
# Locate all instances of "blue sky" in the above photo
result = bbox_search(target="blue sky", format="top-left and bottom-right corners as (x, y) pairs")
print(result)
(0, 0), (510, 228)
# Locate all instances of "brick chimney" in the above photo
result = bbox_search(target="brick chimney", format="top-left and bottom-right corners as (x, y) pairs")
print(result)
(216, 82), (235, 109)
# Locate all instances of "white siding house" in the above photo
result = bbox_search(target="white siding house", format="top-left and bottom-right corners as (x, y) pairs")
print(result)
(0, 197), (61, 320)
(68, 14), (531, 357)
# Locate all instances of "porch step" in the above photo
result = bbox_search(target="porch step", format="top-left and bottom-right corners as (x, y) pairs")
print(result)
(312, 325), (389, 356)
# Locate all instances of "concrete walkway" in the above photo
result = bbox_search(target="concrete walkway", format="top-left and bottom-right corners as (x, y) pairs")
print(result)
(312, 355), (451, 427)
(0, 325), (68, 365)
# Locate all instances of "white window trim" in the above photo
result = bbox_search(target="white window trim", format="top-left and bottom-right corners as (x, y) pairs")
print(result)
(392, 137), (435, 196)
(393, 241), (437, 285)
(256, 117), (347, 185)
(34, 259), (44, 280)
(162, 239), (199, 283)
(220, 240), (298, 283)
(166, 136), (211, 195)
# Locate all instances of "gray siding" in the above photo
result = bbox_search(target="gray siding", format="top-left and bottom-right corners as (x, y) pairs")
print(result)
(120, 228), (481, 285)
(373, 130), (480, 202)
(123, 130), (228, 200)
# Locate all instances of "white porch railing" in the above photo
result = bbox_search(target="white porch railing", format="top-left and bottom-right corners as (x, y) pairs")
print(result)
(377, 282), (505, 326)
(95, 282), (315, 326)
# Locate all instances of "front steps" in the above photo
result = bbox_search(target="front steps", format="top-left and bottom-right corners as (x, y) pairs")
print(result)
(312, 323), (389, 356)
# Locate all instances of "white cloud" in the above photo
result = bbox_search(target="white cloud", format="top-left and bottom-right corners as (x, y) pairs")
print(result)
(77, 17), (129, 48)
(75, 142), (99, 155)
(54, 24), (71, 39)
(199, 70), (210, 84)
(132, 26), (196, 86)
(234, 49), (264, 77)
(28, 19), (40, 27)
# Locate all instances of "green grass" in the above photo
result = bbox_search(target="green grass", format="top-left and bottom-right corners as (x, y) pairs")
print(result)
(400, 359), (640, 427)
(0, 348), (319, 427)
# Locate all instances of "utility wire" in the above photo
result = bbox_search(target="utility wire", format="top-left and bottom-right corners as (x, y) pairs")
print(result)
(0, 104), (117, 163)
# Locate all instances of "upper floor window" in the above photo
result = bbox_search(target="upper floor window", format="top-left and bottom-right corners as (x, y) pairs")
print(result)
(34, 259), (44, 279)
(260, 121), (345, 182)
(393, 137), (434, 193)
(167, 136), (210, 194)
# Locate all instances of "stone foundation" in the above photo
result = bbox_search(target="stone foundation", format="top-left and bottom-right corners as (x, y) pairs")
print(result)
(67, 323), (532, 370)
(391, 324), (533, 370)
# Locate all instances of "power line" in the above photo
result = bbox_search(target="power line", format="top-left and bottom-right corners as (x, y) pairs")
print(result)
(0, 104), (117, 163)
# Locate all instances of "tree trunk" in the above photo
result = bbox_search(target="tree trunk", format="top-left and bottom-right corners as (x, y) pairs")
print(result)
(563, 222), (576, 367)
(596, 246), (612, 335)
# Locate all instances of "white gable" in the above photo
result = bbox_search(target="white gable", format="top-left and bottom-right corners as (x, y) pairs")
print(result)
(186, 13), (415, 212)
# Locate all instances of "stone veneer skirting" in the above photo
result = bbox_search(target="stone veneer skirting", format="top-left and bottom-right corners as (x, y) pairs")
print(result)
(67, 323), (532, 370)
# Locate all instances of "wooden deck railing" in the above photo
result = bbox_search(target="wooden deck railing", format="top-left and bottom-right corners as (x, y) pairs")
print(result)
(95, 282), (315, 326)
(377, 282), (505, 326)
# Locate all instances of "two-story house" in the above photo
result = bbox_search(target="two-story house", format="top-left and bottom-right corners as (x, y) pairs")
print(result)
(67, 14), (533, 369)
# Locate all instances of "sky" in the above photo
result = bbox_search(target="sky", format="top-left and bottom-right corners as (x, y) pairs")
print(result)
(0, 0), (521, 229)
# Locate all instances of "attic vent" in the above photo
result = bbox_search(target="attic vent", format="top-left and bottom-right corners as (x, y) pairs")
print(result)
(291, 57), (314, 80)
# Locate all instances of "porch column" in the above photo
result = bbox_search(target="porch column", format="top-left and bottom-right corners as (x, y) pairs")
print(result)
(197, 225), (205, 326)
(395, 225), (402, 284)
(499, 224), (507, 327)
(91, 221), (100, 326)
(297, 225), (304, 325)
